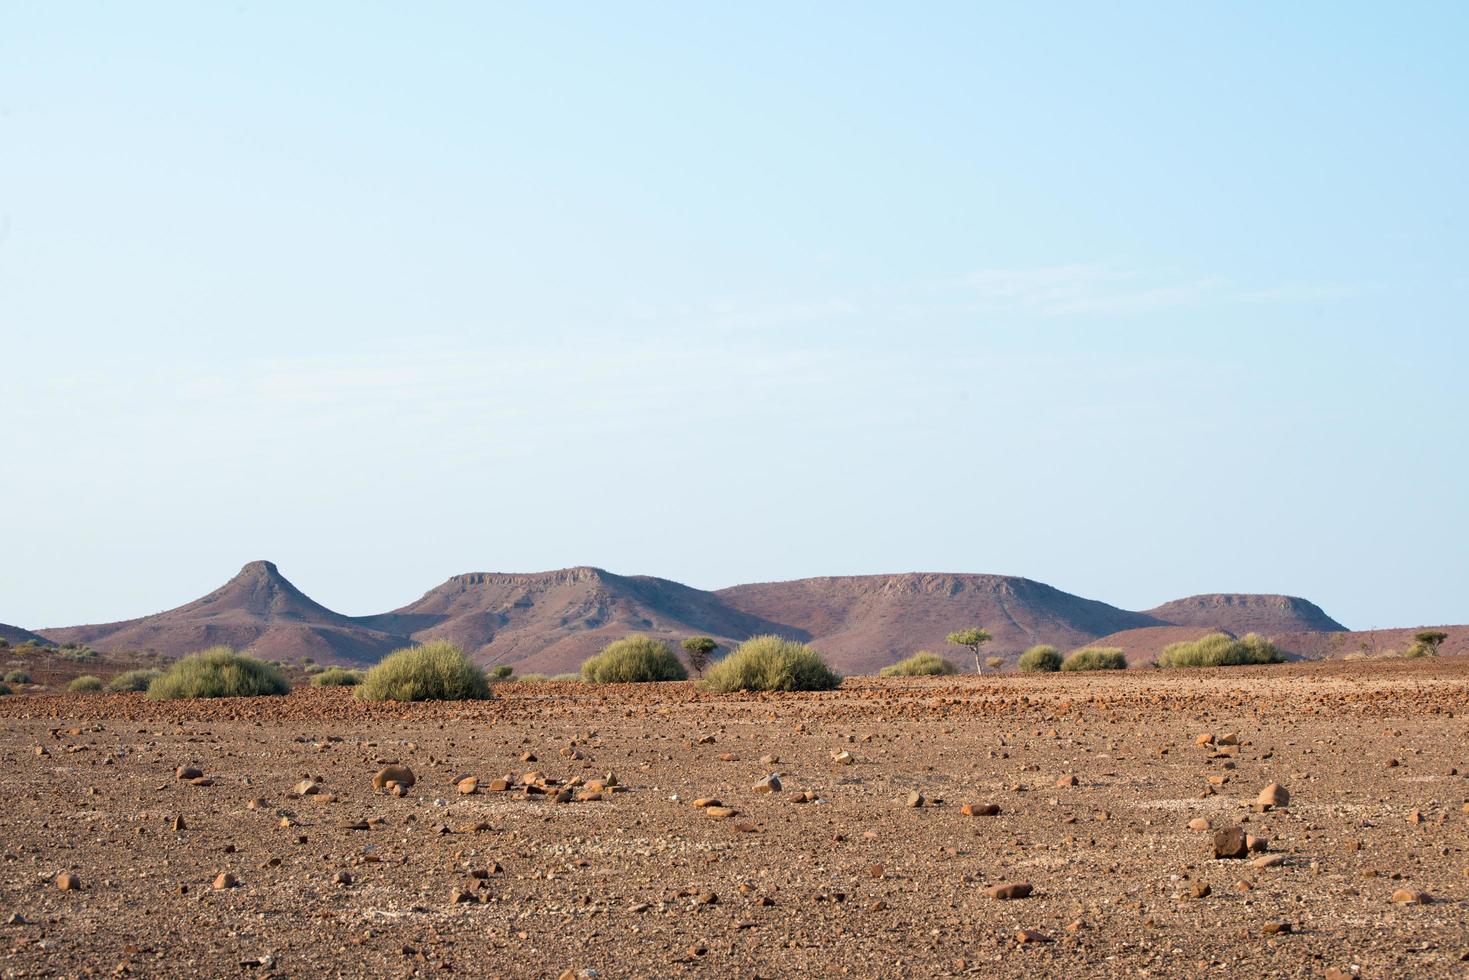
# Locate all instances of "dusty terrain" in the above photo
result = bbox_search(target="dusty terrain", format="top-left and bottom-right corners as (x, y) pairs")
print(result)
(2, 659), (1467, 978)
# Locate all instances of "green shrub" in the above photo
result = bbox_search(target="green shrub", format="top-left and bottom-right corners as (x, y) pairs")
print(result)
(1017, 645), (1062, 673)
(304, 663), (326, 674)
(68, 674), (104, 692)
(147, 647), (291, 700)
(550, 672), (582, 682)
(488, 664), (514, 680)
(0, 681), (11, 696)
(105, 669), (163, 693)
(879, 651), (958, 677)
(4, 670), (30, 684)
(1060, 647), (1128, 671)
(310, 668), (363, 687)
(702, 635), (840, 692)
(580, 635), (688, 684)
(355, 641), (490, 702)
(1156, 633), (1284, 668)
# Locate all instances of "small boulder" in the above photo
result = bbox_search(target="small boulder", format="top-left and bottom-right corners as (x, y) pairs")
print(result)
(985, 882), (1032, 900)
(372, 765), (415, 791)
(1213, 827), (1249, 860)
(1257, 783), (1289, 809)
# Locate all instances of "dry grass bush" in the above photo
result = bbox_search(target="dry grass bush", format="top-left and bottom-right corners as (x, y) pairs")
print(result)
(1017, 645), (1062, 673)
(310, 668), (363, 687)
(148, 647), (291, 700)
(355, 641), (490, 702)
(105, 669), (163, 693)
(1060, 648), (1128, 671)
(879, 651), (959, 677)
(702, 635), (840, 692)
(1157, 633), (1284, 668)
(580, 635), (688, 683)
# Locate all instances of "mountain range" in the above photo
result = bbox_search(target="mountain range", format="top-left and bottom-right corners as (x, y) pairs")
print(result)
(16, 560), (1462, 674)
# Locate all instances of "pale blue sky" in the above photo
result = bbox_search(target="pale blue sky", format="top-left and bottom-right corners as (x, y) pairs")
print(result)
(2, 3), (1465, 630)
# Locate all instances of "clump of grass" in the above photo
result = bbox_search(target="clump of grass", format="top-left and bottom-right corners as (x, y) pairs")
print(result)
(488, 664), (514, 680)
(68, 675), (104, 692)
(550, 672), (582, 683)
(4, 670), (30, 684)
(702, 635), (840, 692)
(147, 647), (291, 700)
(1060, 647), (1128, 671)
(1156, 633), (1284, 668)
(1017, 645), (1062, 673)
(105, 668), (163, 693)
(515, 673), (549, 683)
(580, 635), (688, 684)
(985, 656), (1006, 671)
(310, 667), (364, 687)
(355, 641), (490, 702)
(304, 663), (326, 674)
(879, 651), (958, 677)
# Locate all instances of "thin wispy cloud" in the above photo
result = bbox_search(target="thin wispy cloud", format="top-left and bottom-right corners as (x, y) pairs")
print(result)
(958, 264), (1354, 317)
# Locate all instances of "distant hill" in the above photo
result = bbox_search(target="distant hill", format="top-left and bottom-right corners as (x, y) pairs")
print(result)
(1271, 625), (1469, 660)
(716, 573), (1158, 674)
(1143, 594), (1346, 634)
(0, 623), (51, 646)
(36, 559), (1456, 674)
(362, 566), (800, 675)
(40, 561), (409, 664)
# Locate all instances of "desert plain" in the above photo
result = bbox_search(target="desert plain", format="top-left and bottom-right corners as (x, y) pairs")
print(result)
(1, 658), (1466, 979)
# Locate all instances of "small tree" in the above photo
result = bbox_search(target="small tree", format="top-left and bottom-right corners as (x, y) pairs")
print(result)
(1413, 630), (1448, 656)
(681, 636), (719, 678)
(947, 628), (993, 674)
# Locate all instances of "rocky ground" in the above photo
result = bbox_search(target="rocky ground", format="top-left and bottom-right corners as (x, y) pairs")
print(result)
(1, 659), (1466, 978)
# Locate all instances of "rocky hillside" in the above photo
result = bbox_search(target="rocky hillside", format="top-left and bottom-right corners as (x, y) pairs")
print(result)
(362, 566), (799, 675)
(40, 561), (409, 665)
(34, 560), (1445, 674)
(1143, 594), (1346, 634)
(717, 573), (1158, 674)
(0, 623), (51, 646)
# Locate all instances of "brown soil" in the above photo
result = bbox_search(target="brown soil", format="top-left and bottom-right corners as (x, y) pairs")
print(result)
(2, 659), (1466, 977)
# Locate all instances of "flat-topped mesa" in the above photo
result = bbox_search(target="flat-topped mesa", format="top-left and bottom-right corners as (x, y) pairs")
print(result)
(429, 566), (612, 594)
(1146, 594), (1347, 634)
(716, 572), (1159, 674)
